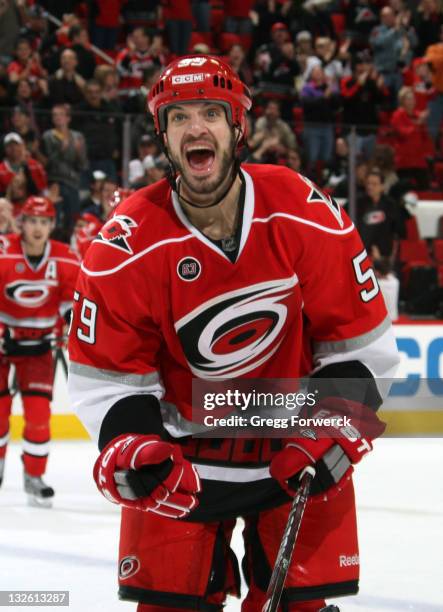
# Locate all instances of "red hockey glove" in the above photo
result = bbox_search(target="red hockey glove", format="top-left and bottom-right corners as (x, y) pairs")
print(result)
(270, 401), (386, 499)
(93, 434), (201, 519)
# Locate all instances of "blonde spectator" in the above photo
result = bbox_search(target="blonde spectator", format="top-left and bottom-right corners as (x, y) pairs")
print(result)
(5, 174), (28, 218)
(0, 198), (19, 234)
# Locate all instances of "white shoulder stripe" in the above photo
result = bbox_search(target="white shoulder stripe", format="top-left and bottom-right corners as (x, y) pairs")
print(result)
(252, 212), (355, 235)
(81, 234), (195, 277)
(52, 257), (80, 266)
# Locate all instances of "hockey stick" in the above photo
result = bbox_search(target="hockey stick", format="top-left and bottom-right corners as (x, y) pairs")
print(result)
(262, 466), (316, 612)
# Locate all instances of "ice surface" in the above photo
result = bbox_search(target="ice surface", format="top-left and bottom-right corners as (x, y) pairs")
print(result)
(0, 439), (442, 611)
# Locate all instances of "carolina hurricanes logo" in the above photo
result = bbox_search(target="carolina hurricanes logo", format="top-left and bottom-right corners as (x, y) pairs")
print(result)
(364, 210), (386, 225)
(5, 280), (57, 308)
(118, 556), (140, 580)
(175, 276), (298, 379)
(95, 215), (138, 254)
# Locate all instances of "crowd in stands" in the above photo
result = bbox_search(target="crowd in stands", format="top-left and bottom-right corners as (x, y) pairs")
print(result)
(1, 0), (443, 316)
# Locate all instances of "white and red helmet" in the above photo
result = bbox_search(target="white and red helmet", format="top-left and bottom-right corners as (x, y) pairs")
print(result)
(148, 55), (252, 137)
(21, 196), (55, 218)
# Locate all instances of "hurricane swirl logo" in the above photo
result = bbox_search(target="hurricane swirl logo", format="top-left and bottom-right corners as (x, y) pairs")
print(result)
(5, 280), (57, 308)
(118, 556), (140, 580)
(175, 276), (298, 379)
(95, 215), (138, 253)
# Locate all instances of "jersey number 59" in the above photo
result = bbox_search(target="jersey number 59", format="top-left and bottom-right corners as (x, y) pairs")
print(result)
(352, 250), (380, 303)
(71, 291), (98, 344)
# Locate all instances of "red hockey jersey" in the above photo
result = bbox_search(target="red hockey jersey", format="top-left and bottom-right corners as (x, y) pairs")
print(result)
(68, 165), (399, 453)
(0, 234), (80, 341)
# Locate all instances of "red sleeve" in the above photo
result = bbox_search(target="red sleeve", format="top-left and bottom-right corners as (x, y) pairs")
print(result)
(391, 109), (416, 138)
(29, 159), (48, 192)
(298, 216), (387, 347)
(340, 76), (361, 98)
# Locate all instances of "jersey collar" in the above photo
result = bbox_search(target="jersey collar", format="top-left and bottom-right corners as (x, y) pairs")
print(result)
(171, 167), (255, 263)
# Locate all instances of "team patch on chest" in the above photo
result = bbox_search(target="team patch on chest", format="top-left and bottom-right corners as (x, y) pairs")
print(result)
(174, 275), (299, 379)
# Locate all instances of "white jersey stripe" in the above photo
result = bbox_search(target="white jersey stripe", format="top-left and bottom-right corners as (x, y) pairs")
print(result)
(194, 463), (271, 482)
(68, 364), (165, 441)
(0, 312), (57, 328)
(22, 439), (50, 456)
(81, 234), (195, 277)
(252, 213), (355, 235)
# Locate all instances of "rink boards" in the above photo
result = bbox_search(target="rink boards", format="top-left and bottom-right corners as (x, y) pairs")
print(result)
(9, 323), (443, 439)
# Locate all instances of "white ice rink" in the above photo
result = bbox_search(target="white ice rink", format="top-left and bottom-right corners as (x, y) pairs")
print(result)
(0, 439), (442, 612)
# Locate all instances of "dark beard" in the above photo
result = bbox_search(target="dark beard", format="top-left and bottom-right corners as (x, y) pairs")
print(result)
(170, 133), (236, 198)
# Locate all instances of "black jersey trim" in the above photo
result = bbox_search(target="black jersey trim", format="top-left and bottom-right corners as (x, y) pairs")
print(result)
(118, 585), (222, 611)
(309, 360), (382, 410)
(283, 579), (359, 602)
(21, 391), (52, 400)
(98, 394), (171, 451)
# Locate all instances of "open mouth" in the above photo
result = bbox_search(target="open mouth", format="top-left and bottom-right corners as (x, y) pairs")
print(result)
(185, 146), (215, 173)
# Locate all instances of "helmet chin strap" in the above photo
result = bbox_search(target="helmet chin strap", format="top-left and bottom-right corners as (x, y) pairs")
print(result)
(161, 126), (243, 210)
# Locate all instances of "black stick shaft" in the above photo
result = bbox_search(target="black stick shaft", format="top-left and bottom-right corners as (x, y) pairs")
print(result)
(262, 469), (315, 612)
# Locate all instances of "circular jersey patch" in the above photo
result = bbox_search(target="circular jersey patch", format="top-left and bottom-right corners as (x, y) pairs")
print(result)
(119, 556), (140, 580)
(177, 257), (201, 282)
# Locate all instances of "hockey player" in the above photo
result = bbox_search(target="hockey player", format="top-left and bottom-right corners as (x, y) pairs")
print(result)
(0, 196), (80, 506)
(68, 57), (400, 611)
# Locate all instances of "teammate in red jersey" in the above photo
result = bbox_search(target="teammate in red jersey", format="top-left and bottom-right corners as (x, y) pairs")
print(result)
(68, 57), (400, 611)
(0, 196), (80, 506)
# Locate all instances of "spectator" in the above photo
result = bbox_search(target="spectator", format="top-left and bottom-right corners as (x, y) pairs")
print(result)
(124, 65), (163, 115)
(90, 0), (127, 51)
(0, 133), (47, 196)
(314, 37), (345, 89)
(80, 170), (106, 214)
(301, 65), (341, 175)
(402, 57), (436, 113)
(424, 24), (443, 142)
(0, 198), (19, 234)
(285, 147), (303, 173)
(74, 80), (119, 182)
(161, 0), (193, 57)
(263, 21), (291, 65)
(267, 40), (300, 89)
(223, 0), (254, 36)
(14, 79), (37, 123)
(414, 0), (442, 57)
(341, 51), (388, 160)
(5, 174), (28, 218)
(7, 38), (47, 98)
(391, 86), (434, 189)
(129, 134), (160, 187)
(325, 137), (349, 196)
(68, 25), (96, 80)
(369, 7), (416, 104)
(357, 169), (401, 258)
(47, 48), (86, 106)
(294, 31), (317, 91)
(250, 99), (297, 152)
(116, 27), (163, 90)
(192, 0), (211, 34)
(370, 144), (399, 196)
(144, 154), (169, 186)
(82, 177), (118, 220)
(345, 0), (380, 49)
(228, 44), (254, 88)
(373, 257), (400, 320)
(94, 65), (121, 109)
(42, 104), (88, 239)
(10, 106), (39, 157)
(0, 0), (21, 63)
